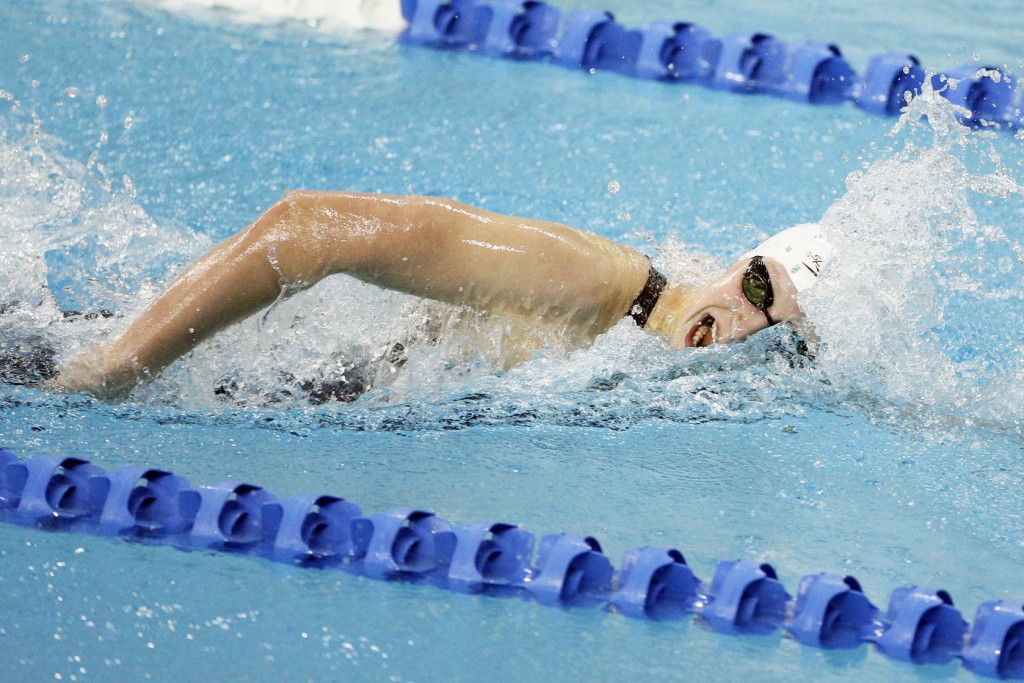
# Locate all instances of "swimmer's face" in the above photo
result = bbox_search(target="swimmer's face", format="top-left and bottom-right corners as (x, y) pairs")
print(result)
(667, 256), (804, 349)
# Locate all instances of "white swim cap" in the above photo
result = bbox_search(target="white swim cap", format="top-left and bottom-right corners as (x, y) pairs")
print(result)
(741, 223), (834, 292)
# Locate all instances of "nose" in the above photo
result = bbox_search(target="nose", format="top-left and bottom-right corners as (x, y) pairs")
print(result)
(726, 303), (772, 342)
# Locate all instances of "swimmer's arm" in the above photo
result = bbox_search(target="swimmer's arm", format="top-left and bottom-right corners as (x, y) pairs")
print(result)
(315, 192), (652, 324)
(57, 191), (650, 397)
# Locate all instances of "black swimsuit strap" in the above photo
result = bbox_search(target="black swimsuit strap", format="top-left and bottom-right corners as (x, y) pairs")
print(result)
(628, 263), (667, 329)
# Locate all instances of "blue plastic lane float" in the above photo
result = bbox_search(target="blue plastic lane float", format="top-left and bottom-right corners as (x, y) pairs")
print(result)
(933, 65), (1019, 128)
(964, 601), (1024, 679)
(6, 455), (107, 524)
(400, 0), (449, 44)
(551, 10), (639, 74)
(400, 0), (491, 48)
(351, 507), (454, 580)
(439, 521), (535, 592)
(0, 447), (21, 508)
(706, 32), (788, 93)
(610, 546), (700, 620)
(525, 533), (614, 606)
(3, 450), (1024, 679)
(396, 0), (1024, 130)
(787, 573), (879, 648)
(633, 21), (715, 82)
(98, 466), (194, 535)
(478, 0), (560, 58)
(699, 559), (791, 634)
(186, 481), (279, 549)
(867, 587), (969, 664)
(774, 43), (856, 104)
(262, 493), (362, 562)
(853, 52), (926, 116)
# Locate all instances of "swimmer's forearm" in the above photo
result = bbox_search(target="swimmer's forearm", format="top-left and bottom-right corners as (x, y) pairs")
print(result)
(59, 190), (650, 396)
(107, 230), (285, 377)
(60, 199), (314, 395)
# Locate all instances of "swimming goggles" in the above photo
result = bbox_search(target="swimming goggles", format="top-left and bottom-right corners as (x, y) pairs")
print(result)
(742, 255), (776, 326)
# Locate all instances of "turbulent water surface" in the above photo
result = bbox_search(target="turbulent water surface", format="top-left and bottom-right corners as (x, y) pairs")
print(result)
(1, 1), (1023, 681)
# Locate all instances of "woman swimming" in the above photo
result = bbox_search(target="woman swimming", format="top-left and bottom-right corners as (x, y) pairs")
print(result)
(51, 191), (832, 398)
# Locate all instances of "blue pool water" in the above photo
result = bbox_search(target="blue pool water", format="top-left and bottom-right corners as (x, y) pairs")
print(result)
(1, 0), (1024, 680)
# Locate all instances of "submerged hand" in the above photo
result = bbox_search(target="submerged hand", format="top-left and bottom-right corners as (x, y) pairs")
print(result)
(54, 345), (139, 399)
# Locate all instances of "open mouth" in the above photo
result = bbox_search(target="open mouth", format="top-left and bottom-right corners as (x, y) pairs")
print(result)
(687, 314), (717, 348)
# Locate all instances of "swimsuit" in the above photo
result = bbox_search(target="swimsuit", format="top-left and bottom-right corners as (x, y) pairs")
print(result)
(628, 263), (667, 329)
(0, 303), (113, 387)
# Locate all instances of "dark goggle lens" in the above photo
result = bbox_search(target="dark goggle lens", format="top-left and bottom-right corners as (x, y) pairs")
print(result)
(742, 256), (774, 312)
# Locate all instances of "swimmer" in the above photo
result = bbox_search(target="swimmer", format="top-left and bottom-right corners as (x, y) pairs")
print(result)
(47, 192), (832, 398)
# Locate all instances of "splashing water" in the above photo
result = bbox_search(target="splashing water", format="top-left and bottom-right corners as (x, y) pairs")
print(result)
(0, 92), (208, 377)
(144, 0), (406, 31)
(3, 76), (1023, 435)
(803, 78), (1024, 432)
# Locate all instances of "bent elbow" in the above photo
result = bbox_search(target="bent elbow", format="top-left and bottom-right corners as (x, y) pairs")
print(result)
(246, 190), (424, 289)
(244, 191), (341, 288)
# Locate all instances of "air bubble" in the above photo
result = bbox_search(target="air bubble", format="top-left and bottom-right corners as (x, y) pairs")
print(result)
(607, 180), (620, 195)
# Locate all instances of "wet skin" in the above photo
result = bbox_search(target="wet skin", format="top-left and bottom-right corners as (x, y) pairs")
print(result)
(646, 256), (804, 349)
(54, 190), (809, 398)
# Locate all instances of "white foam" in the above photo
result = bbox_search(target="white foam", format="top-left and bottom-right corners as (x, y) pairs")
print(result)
(147, 0), (406, 31)
(0, 95), (210, 364)
(800, 78), (1024, 430)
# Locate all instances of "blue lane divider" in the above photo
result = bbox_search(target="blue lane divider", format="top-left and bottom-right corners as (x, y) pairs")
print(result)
(479, 0), (559, 58)
(708, 32), (788, 94)
(868, 587), (970, 665)
(965, 602), (1024, 679)
(397, 0), (1024, 130)
(633, 21), (714, 82)
(932, 65), (1019, 128)
(188, 481), (279, 549)
(263, 493), (361, 562)
(2, 448), (1024, 679)
(353, 507), (453, 579)
(439, 520), (534, 591)
(610, 546), (700, 620)
(552, 10), (639, 74)
(775, 42), (857, 104)
(99, 466), (194, 534)
(853, 53), (927, 116)
(700, 559), (791, 635)
(788, 573), (879, 648)
(527, 533), (614, 606)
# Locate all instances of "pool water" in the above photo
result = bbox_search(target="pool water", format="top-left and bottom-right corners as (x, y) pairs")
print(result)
(1, 0), (1023, 681)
